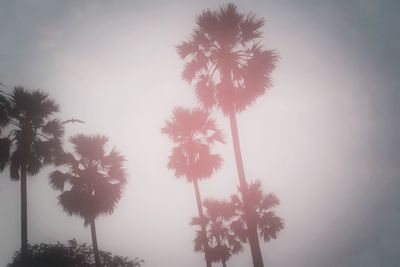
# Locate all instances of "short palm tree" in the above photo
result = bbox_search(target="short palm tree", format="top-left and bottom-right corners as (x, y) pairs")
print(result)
(0, 87), (63, 259)
(49, 134), (126, 267)
(230, 181), (284, 250)
(177, 4), (279, 266)
(192, 199), (243, 267)
(162, 107), (224, 267)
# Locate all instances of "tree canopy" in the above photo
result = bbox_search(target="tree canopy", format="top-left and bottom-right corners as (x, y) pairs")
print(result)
(8, 239), (143, 267)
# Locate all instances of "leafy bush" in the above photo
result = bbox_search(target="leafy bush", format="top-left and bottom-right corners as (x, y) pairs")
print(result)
(8, 239), (143, 267)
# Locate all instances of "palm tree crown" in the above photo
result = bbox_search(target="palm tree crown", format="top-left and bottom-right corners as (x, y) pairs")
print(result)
(162, 106), (224, 182)
(192, 199), (243, 265)
(177, 3), (279, 114)
(0, 86), (64, 177)
(231, 180), (284, 243)
(50, 134), (126, 225)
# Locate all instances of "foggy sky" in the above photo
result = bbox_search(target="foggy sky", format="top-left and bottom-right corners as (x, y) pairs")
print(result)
(0, 0), (399, 266)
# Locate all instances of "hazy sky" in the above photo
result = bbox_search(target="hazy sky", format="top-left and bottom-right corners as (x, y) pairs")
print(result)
(0, 0), (399, 266)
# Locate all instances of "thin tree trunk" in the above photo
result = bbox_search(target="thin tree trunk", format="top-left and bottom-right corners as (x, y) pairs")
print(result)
(228, 110), (264, 267)
(90, 218), (101, 267)
(20, 164), (28, 262)
(193, 179), (212, 267)
(216, 235), (227, 267)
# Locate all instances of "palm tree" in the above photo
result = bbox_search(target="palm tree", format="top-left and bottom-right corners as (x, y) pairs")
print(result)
(177, 3), (279, 266)
(162, 107), (224, 267)
(192, 199), (243, 267)
(49, 134), (126, 267)
(230, 180), (284, 251)
(0, 86), (63, 260)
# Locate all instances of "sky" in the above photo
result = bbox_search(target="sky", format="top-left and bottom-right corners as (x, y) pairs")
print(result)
(0, 0), (399, 266)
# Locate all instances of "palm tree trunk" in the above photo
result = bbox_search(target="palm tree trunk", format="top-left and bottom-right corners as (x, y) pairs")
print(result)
(228, 110), (264, 267)
(193, 179), (212, 267)
(216, 236), (227, 267)
(20, 164), (28, 261)
(90, 217), (101, 267)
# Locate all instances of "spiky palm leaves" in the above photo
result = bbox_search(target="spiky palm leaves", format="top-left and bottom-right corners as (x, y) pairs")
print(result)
(230, 181), (284, 244)
(0, 86), (63, 258)
(0, 87), (63, 176)
(192, 199), (242, 267)
(192, 182), (283, 267)
(162, 107), (224, 267)
(162, 107), (224, 182)
(177, 3), (278, 114)
(49, 134), (126, 267)
(177, 4), (280, 266)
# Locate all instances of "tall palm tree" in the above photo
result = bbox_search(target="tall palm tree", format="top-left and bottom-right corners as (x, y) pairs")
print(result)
(192, 199), (243, 267)
(0, 86), (64, 260)
(162, 107), (224, 267)
(230, 181), (284, 251)
(177, 3), (279, 266)
(49, 134), (126, 267)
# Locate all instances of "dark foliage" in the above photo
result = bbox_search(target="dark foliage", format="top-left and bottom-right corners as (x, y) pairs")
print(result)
(8, 239), (143, 267)
(192, 199), (243, 264)
(177, 3), (279, 114)
(192, 181), (283, 265)
(50, 134), (127, 225)
(0, 86), (64, 180)
(162, 107), (224, 182)
(231, 180), (284, 243)
(49, 134), (127, 267)
(0, 86), (64, 257)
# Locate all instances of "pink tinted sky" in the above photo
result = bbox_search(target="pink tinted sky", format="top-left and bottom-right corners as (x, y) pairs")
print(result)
(0, 0), (399, 266)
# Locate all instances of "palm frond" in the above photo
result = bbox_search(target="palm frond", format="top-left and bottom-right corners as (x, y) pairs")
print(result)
(178, 3), (279, 113)
(218, 3), (242, 46)
(49, 170), (70, 191)
(0, 92), (10, 127)
(191, 215), (209, 227)
(42, 118), (64, 138)
(0, 137), (11, 171)
(194, 75), (216, 110)
(227, 235), (243, 254)
(10, 87), (59, 120)
(53, 133), (127, 225)
(36, 91), (60, 116)
(261, 193), (280, 210)
(258, 212), (284, 242)
(163, 107), (224, 182)
(230, 219), (247, 242)
(203, 198), (235, 219)
(33, 140), (56, 166)
(26, 154), (43, 176)
(69, 134), (108, 161)
(240, 13), (265, 43)
(195, 9), (218, 39)
(58, 190), (87, 218)
(193, 229), (207, 253)
(54, 152), (77, 167)
(176, 41), (198, 59)
(182, 60), (204, 83)
(9, 150), (22, 180)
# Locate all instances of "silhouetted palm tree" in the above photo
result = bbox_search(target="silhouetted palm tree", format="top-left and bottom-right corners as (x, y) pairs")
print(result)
(162, 107), (224, 267)
(0, 86), (63, 260)
(177, 3), (279, 266)
(230, 181), (284, 251)
(192, 199), (243, 267)
(49, 134), (126, 267)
